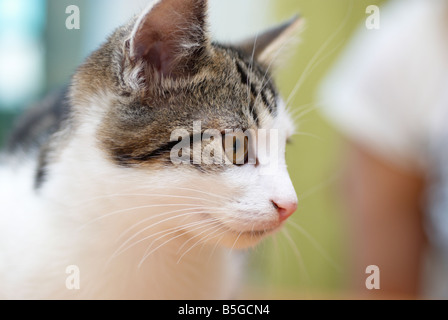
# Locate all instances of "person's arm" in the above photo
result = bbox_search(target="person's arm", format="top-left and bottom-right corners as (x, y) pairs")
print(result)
(342, 141), (427, 299)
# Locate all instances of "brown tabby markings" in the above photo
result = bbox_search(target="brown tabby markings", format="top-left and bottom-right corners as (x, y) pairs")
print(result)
(72, 20), (280, 169)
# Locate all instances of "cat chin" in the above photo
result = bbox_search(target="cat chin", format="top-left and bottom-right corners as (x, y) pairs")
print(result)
(187, 212), (283, 249)
(210, 225), (283, 250)
(217, 232), (273, 249)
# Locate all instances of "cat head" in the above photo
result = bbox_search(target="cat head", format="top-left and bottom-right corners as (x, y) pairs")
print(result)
(71, 0), (302, 249)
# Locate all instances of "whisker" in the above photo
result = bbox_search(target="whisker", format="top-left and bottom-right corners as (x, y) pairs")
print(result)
(291, 131), (323, 141)
(80, 203), (212, 229)
(291, 105), (316, 122)
(206, 227), (231, 266)
(270, 233), (283, 283)
(112, 217), (214, 260)
(247, 20), (298, 126)
(138, 220), (217, 268)
(142, 219), (218, 255)
(285, 1), (354, 107)
(287, 103), (315, 116)
(248, 31), (259, 105)
(117, 206), (206, 242)
(176, 219), (218, 254)
(113, 209), (223, 256)
(198, 222), (229, 254)
(256, 24), (297, 97)
(287, 40), (345, 109)
(229, 231), (243, 255)
(176, 223), (222, 264)
(287, 220), (341, 272)
(70, 192), (221, 209)
(281, 228), (311, 285)
(298, 173), (339, 202)
(164, 186), (234, 202)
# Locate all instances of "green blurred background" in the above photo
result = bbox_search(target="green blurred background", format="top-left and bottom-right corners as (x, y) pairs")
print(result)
(0, 0), (387, 298)
(246, 0), (387, 298)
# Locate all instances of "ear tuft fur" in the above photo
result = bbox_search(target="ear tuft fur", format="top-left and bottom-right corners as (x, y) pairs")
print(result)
(238, 15), (304, 67)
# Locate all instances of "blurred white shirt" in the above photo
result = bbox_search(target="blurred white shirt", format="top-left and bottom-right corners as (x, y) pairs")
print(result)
(320, 0), (448, 298)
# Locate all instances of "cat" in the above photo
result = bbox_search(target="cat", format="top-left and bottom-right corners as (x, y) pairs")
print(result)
(0, 0), (301, 299)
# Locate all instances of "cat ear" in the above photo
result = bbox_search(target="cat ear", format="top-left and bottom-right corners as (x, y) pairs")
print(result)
(238, 15), (303, 66)
(129, 0), (209, 79)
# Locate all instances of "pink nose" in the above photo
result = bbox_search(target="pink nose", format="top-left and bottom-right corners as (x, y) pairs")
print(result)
(272, 200), (298, 222)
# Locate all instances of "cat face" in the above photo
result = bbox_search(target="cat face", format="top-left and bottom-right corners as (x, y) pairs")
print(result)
(72, 0), (301, 249)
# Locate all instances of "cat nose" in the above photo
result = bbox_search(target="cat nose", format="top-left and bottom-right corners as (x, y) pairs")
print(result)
(271, 199), (298, 222)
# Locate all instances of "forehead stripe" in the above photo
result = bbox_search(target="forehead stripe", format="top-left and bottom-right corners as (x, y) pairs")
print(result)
(235, 60), (258, 99)
(235, 60), (260, 126)
(234, 57), (277, 116)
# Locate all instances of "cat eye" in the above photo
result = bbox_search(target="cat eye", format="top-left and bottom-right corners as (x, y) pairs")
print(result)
(222, 131), (249, 166)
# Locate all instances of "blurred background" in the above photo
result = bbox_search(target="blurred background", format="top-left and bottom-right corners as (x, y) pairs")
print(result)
(0, 0), (388, 298)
